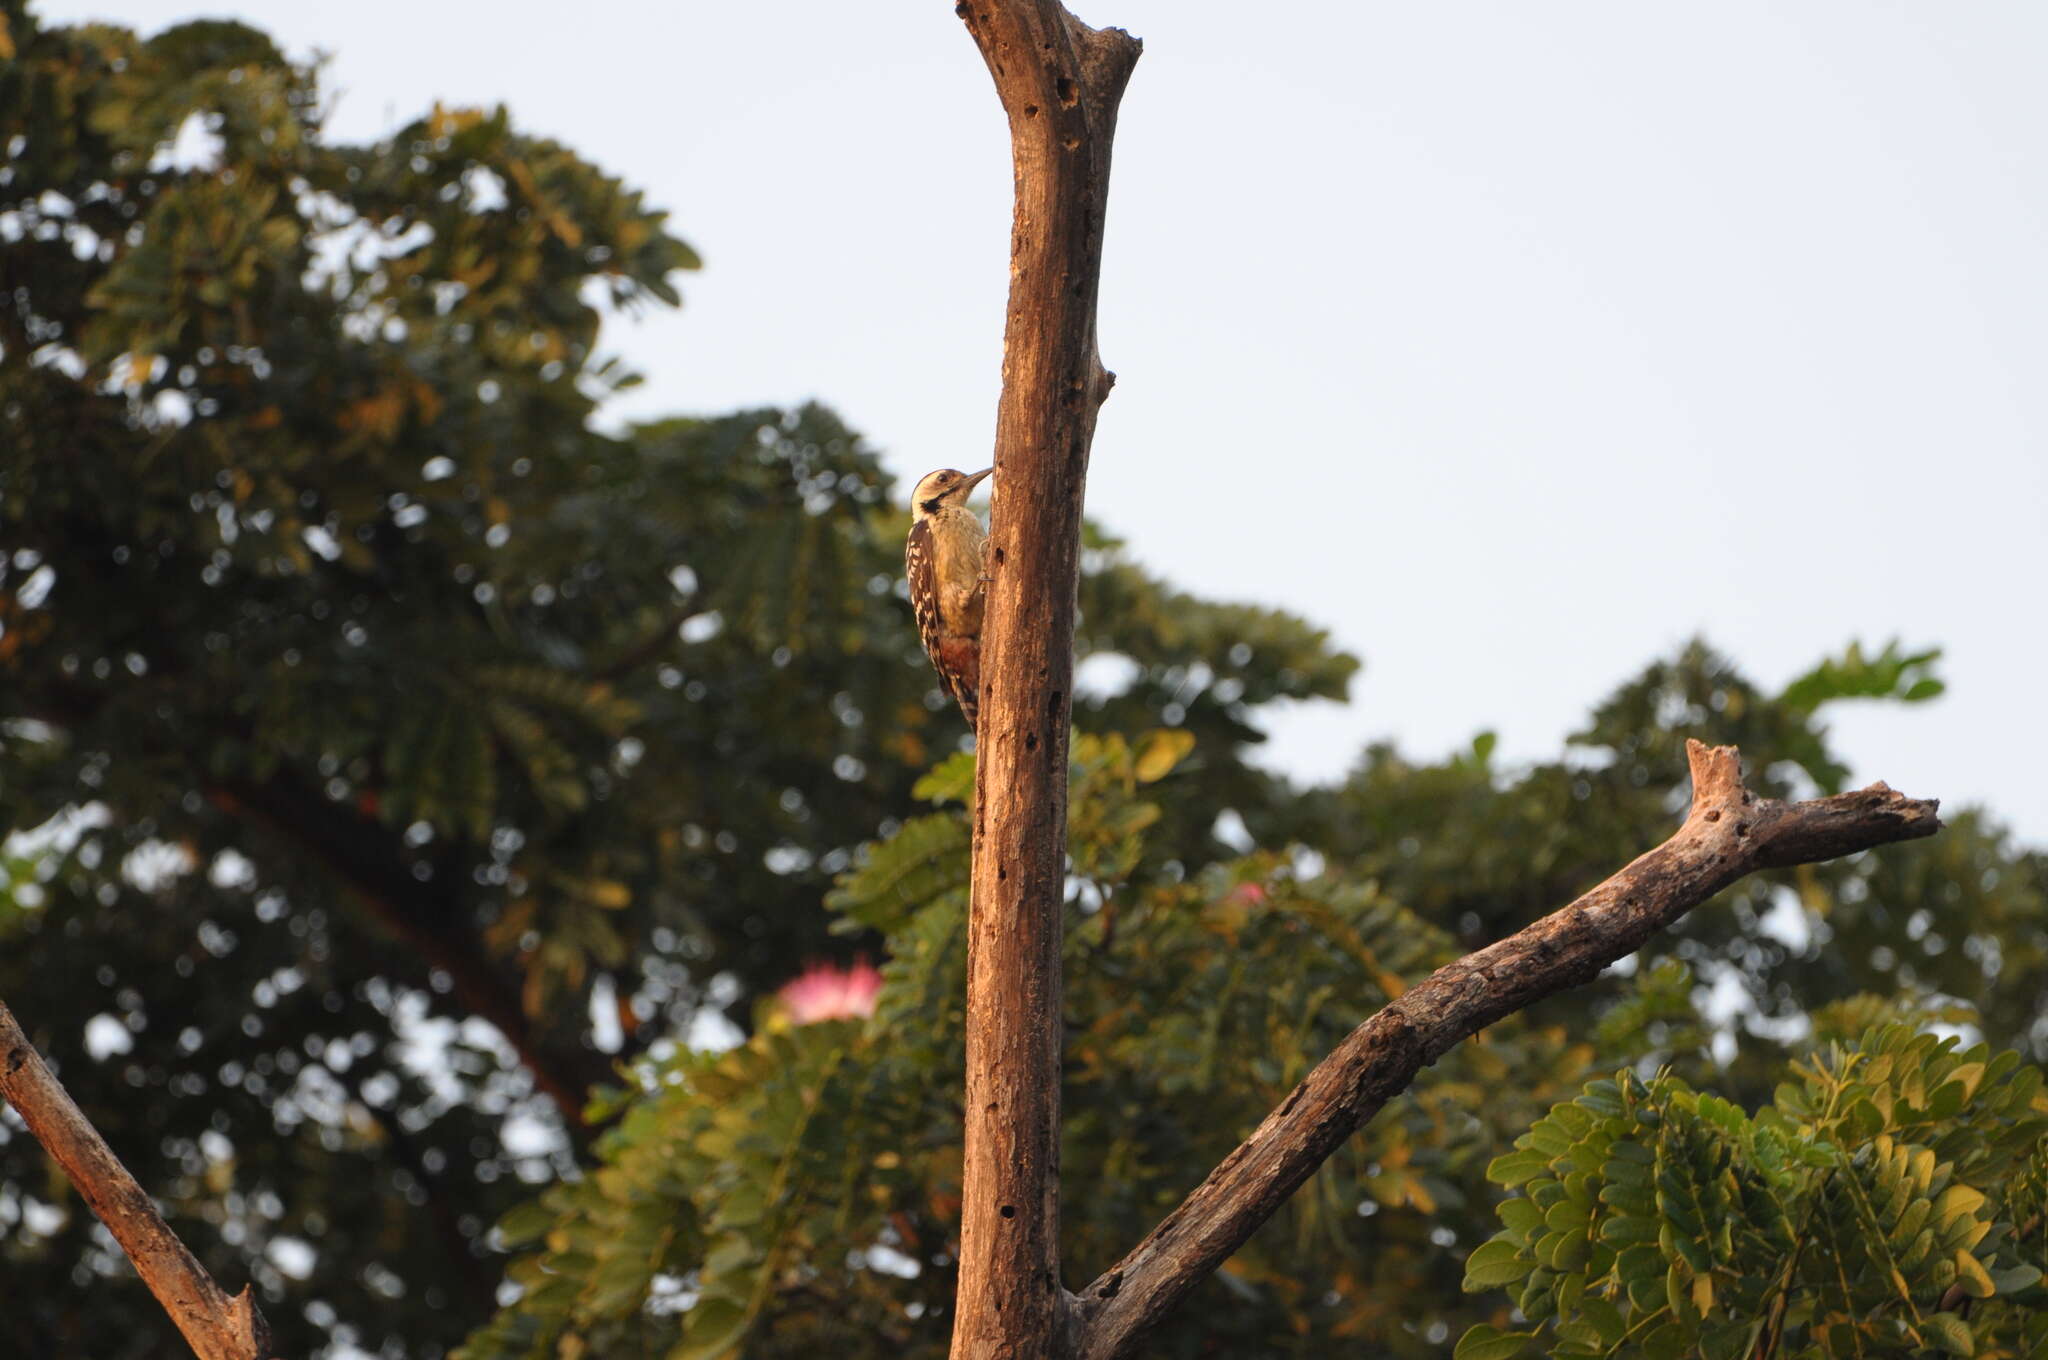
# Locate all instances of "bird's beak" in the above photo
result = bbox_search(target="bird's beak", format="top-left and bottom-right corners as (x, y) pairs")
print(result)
(961, 466), (995, 496)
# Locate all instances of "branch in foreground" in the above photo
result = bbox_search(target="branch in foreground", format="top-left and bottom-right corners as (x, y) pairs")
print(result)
(1, 1000), (276, 1360)
(951, 2), (1140, 1357)
(1072, 740), (1942, 1360)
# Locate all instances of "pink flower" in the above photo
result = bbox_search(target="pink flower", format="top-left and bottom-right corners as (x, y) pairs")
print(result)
(776, 959), (884, 1025)
(1226, 883), (1268, 905)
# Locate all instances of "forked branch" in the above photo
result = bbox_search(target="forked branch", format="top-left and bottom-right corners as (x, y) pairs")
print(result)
(947, 7), (1945, 1359)
(1, 1001), (277, 1360)
(1070, 741), (1942, 1359)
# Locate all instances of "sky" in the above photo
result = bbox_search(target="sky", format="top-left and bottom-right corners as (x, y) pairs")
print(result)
(36, 0), (2048, 844)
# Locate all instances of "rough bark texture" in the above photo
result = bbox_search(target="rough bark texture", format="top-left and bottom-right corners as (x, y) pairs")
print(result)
(1, 1000), (277, 1360)
(1068, 741), (1941, 1359)
(951, 3), (1140, 1357)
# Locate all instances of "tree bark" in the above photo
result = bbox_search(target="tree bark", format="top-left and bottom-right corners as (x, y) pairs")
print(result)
(1, 1000), (277, 1360)
(944, 10), (1946, 1358)
(1068, 741), (1941, 1359)
(951, 3), (1140, 1357)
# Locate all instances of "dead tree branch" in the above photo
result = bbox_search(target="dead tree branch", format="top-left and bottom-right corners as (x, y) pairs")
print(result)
(1068, 740), (1941, 1358)
(952, 1), (1140, 1356)
(1, 1000), (277, 1360)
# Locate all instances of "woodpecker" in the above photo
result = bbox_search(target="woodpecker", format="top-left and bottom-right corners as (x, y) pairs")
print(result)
(905, 465), (994, 725)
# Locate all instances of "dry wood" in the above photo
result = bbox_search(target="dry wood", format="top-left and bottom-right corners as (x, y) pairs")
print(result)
(1068, 741), (1941, 1359)
(950, 2), (1140, 1356)
(1, 999), (276, 1360)
(945, 9), (1945, 1358)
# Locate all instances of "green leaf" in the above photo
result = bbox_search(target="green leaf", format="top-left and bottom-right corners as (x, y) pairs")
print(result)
(1601, 1214), (1660, 1244)
(1951, 1250), (1996, 1299)
(911, 750), (978, 805)
(1578, 1294), (1626, 1345)
(1499, 1198), (1545, 1236)
(1640, 1321), (1691, 1360)
(1463, 1240), (1535, 1291)
(1920, 1313), (1974, 1357)
(494, 1199), (559, 1248)
(1453, 1324), (1535, 1360)
(1488, 1150), (1551, 1186)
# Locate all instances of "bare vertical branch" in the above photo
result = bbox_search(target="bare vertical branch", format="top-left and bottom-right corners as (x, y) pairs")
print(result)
(1, 1000), (277, 1360)
(951, 3), (1140, 1356)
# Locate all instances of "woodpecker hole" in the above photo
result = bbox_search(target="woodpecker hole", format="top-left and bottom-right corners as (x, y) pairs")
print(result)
(1047, 689), (1063, 717)
(1063, 135), (1082, 152)
(1736, 822), (1751, 837)
(994, 547), (1006, 565)
(1704, 809), (1721, 822)
(1056, 76), (1078, 106)
(1023, 103), (1039, 118)
(1000, 1205), (1016, 1219)
(997, 864), (1007, 881)
(1024, 733), (1037, 752)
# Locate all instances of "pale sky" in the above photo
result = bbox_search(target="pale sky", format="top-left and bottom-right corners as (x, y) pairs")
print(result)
(36, 1), (2048, 843)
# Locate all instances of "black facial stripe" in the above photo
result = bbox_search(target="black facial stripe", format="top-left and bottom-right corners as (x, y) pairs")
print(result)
(921, 498), (942, 513)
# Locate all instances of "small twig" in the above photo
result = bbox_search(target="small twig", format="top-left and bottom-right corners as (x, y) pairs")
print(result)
(0, 1000), (277, 1360)
(1071, 740), (1941, 1360)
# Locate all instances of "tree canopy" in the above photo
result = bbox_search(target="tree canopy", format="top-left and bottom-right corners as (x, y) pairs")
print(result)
(1, 6), (2043, 1359)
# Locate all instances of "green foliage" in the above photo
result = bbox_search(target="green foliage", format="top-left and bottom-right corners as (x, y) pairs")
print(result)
(1781, 640), (1946, 715)
(1462, 1029), (2048, 1359)
(0, 10), (1361, 1354)
(458, 632), (2048, 1359)
(457, 733), (1585, 1358)
(5, 6), (2047, 1359)
(462, 1019), (868, 1360)
(1296, 640), (2048, 1084)
(1593, 959), (1712, 1069)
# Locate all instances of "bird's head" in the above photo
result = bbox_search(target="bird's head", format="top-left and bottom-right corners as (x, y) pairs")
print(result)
(911, 466), (994, 519)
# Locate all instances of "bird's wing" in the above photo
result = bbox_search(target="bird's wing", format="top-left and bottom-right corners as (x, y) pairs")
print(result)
(907, 518), (944, 663)
(906, 518), (978, 722)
